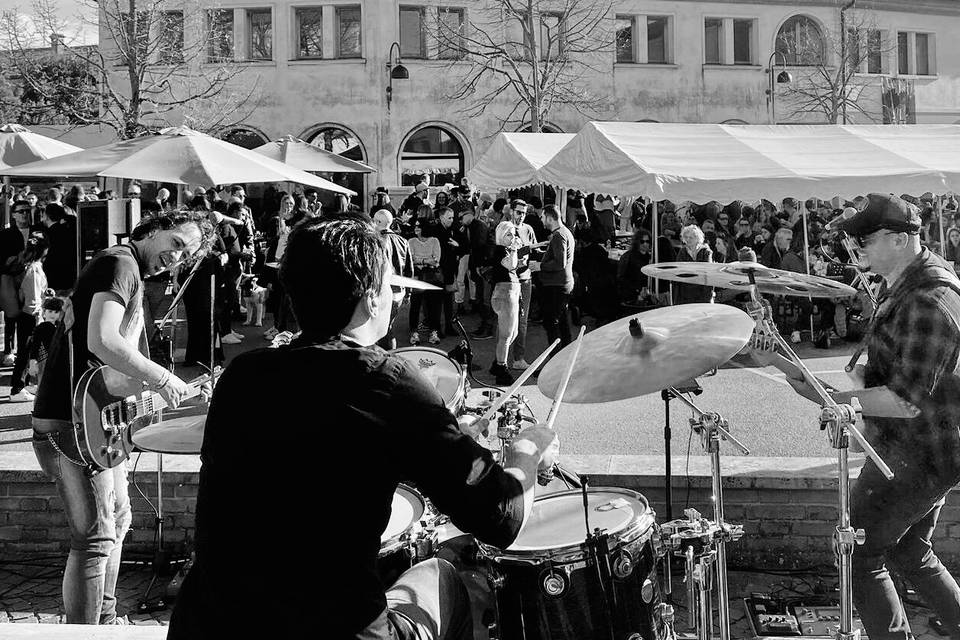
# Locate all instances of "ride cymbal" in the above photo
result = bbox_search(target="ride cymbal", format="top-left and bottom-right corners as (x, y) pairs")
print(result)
(537, 304), (755, 403)
(641, 261), (856, 299)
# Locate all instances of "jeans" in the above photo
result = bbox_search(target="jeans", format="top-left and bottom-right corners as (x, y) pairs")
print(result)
(540, 286), (573, 348)
(356, 559), (472, 640)
(491, 282), (520, 364)
(510, 281), (532, 363)
(9, 313), (36, 394)
(851, 458), (960, 640)
(32, 425), (132, 624)
(409, 292), (441, 333)
(454, 255), (475, 305)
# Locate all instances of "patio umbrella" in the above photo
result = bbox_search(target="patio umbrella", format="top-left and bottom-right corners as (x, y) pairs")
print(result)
(0, 123), (83, 170)
(253, 135), (375, 173)
(4, 126), (355, 195)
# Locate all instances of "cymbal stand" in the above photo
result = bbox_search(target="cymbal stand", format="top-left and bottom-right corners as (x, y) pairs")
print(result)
(743, 277), (893, 640)
(667, 389), (748, 640)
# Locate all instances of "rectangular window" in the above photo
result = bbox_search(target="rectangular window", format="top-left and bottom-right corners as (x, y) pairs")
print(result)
(647, 16), (669, 64)
(158, 11), (184, 64)
(337, 6), (362, 58)
(296, 8), (323, 59)
(400, 6), (426, 58)
(916, 33), (930, 75)
(704, 18), (721, 64)
(897, 31), (908, 74)
(207, 9), (234, 62)
(866, 29), (882, 74)
(437, 8), (464, 60)
(247, 9), (272, 60)
(733, 19), (753, 64)
(540, 12), (563, 61)
(616, 16), (634, 63)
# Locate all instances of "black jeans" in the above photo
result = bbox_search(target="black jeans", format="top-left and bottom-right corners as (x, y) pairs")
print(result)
(409, 292), (441, 333)
(540, 286), (572, 348)
(851, 458), (960, 640)
(10, 313), (35, 394)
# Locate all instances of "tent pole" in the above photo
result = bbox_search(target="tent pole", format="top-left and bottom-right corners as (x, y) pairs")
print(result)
(652, 198), (659, 296)
(802, 200), (814, 339)
(937, 196), (946, 257)
(2, 176), (9, 227)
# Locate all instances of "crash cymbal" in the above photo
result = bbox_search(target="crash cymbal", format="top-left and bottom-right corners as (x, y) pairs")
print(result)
(537, 304), (755, 403)
(641, 261), (857, 299)
(390, 275), (442, 290)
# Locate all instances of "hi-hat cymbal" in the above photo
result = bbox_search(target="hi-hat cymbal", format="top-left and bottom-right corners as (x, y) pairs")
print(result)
(537, 304), (755, 403)
(641, 261), (856, 299)
(390, 275), (441, 290)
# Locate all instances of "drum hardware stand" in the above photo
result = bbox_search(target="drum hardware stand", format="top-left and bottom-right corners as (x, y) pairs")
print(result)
(743, 275), (893, 640)
(664, 390), (749, 640)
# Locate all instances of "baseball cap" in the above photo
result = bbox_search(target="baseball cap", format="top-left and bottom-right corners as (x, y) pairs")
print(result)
(833, 193), (921, 237)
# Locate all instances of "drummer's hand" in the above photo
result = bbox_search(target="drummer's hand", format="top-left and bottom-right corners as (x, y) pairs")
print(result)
(457, 413), (486, 439)
(519, 424), (560, 471)
(158, 375), (190, 409)
(785, 372), (823, 404)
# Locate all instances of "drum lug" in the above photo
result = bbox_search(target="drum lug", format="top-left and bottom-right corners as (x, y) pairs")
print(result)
(612, 549), (635, 579)
(539, 567), (569, 598)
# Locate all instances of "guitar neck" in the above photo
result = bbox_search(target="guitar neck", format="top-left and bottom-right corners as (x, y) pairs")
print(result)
(131, 378), (208, 416)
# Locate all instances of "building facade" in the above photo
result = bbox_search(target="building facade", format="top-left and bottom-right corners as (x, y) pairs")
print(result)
(93, 0), (960, 202)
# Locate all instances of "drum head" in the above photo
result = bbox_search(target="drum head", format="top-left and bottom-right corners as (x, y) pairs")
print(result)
(130, 415), (206, 454)
(392, 348), (463, 409)
(382, 484), (426, 544)
(508, 489), (654, 552)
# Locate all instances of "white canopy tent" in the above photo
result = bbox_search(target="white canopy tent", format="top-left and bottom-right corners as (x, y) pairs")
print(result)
(538, 122), (956, 202)
(467, 132), (575, 190)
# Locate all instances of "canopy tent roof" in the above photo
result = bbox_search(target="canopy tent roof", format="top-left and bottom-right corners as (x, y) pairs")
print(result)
(4, 127), (355, 195)
(467, 132), (575, 190)
(252, 135), (375, 173)
(537, 122), (959, 202)
(0, 123), (82, 171)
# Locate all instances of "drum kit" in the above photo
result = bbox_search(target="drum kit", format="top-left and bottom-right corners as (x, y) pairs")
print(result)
(377, 260), (915, 640)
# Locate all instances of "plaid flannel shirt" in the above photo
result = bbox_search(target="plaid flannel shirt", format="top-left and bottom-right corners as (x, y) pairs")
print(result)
(864, 248), (960, 479)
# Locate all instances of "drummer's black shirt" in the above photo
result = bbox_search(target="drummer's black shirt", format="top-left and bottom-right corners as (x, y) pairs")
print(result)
(168, 337), (525, 639)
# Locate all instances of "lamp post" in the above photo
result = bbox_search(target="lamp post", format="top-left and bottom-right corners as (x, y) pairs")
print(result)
(765, 51), (793, 123)
(386, 41), (409, 110)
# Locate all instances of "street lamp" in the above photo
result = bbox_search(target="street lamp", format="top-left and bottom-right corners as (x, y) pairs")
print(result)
(386, 41), (409, 109)
(765, 51), (793, 123)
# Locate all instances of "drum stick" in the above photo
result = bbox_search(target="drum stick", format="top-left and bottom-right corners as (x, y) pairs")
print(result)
(479, 339), (560, 425)
(545, 325), (587, 430)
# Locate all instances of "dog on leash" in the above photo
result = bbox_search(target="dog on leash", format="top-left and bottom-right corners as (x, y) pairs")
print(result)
(240, 274), (267, 327)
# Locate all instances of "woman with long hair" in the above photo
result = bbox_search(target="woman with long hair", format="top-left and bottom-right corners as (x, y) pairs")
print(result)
(9, 233), (48, 402)
(407, 220), (442, 345)
(945, 227), (960, 265)
(489, 221), (523, 385)
(618, 228), (653, 302)
(674, 224), (714, 304)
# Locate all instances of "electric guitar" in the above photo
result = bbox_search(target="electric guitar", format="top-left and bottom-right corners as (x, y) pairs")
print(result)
(73, 365), (220, 470)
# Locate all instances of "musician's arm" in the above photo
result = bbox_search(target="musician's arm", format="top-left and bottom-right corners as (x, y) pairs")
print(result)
(87, 293), (188, 407)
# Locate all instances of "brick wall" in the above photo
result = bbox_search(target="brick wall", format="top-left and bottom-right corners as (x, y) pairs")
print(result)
(2, 452), (958, 571)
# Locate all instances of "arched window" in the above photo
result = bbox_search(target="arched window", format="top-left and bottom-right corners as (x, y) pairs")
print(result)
(220, 127), (269, 149)
(304, 125), (367, 207)
(400, 125), (464, 187)
(776, 15), (826, 66)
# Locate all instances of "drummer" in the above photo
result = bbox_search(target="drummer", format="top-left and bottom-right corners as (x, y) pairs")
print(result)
(169, 216), (559, 640)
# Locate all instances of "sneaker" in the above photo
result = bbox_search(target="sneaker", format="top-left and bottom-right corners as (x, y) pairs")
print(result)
(429, 331), (441, 345)
(25, 385), (37, 395)
(221, 334), (242, 345)
(510, 359), (530, 371)
(2, 353), (13, 366)
(9, 389), (34, 402)
(790, 330), (802, 344)
(490, 363), (514, 386)
(229, 331), (244, 340)
(263, 327), (279, 340)
(409, 332), (420, 345)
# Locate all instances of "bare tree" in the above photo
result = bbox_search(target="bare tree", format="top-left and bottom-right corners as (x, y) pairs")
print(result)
(433, 0), (614, 132)
(0, 0), (260, 139)
(776, 11), (896, 124)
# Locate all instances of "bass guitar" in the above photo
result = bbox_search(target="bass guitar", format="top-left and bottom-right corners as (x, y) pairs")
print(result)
(73, 365), (219, 470)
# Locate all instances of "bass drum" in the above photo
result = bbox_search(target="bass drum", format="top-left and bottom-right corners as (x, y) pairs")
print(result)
(392, 347), (467, 415)
(480, 488), (667, 640)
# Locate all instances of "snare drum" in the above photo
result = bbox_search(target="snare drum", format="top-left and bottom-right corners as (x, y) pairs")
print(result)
(480, 488), (667, 640)
(392, 347), (466, 414)
(378, 484), (436, 588)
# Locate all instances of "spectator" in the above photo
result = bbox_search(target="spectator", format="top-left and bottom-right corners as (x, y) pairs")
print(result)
(459, 208), (488, 317)
(400, 183), (429, 218)
(761, 227), (794, 270)
(945, 227), (960, 265)
(508, 200), (537, 370)
(575, 228), (619, 325)
(40, 190), (77, 293)
(431, 207), (462, 336)
(709, 232), (734, 264)
(263, 195), (300, 339)
(538, 204), (575, 350)
(415, 203), (436, 230)
(618, 229), (653, 303)
(8, 233), (48, 402)
(0, 202), (34, 364)
(407, 220), (442, 345)
(659, 203), (681, 240)
(303, 189), (321, 217)
(754, 224), (774, 255)
(593, 195), (618, 241)
(489, 221), (523, 385)
(373, 209), (413, 350)
(370, 187), (396, 217)
(734, 216), (755, 249)
(674, 224), (714, 304)
(27, 295), (62, 389)
(524, 196), (548, 242)
(469, 200), (510, 340)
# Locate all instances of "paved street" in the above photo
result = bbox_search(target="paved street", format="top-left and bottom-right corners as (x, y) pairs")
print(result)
(0, 305), (854, 460)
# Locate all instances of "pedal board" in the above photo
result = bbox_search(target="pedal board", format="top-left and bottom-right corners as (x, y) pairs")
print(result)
(744, 595), (868, 639)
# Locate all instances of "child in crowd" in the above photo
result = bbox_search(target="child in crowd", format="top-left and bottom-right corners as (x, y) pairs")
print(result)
(25, 294), (63, 393)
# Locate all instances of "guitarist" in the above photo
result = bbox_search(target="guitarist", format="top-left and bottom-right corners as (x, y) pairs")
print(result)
(787, 194), (960, 640)
(31, 210), (208, 625)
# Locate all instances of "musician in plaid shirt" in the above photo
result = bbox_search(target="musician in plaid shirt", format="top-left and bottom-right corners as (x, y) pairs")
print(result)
(834, 194), (960, 640)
